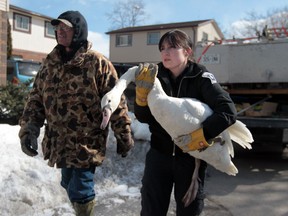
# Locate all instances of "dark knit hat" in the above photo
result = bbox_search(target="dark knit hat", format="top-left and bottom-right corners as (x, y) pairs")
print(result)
(51, 11), (88, 50)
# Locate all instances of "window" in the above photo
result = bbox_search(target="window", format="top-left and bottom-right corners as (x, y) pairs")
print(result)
(18, 61), (40, 77)
(116, 34), (132, 47)
(13, 13), (31, 33)
(202, 32), (208, 42)
(147, 32), (160, 45)
(45, 21), (55, 38)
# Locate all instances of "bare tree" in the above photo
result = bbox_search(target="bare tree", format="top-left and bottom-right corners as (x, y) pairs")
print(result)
(242, 10), (266, 37)
(106, 0), (147, 30)
(267, 6), (288, 28)
(229, 6), (288, 38)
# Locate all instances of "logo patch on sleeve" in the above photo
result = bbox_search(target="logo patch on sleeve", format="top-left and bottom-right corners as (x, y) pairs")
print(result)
(202, 72), (217, 84)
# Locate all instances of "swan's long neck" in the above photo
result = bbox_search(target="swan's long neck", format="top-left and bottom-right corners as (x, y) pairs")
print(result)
(100, 66), (138, 129)
(101, 66), (138, 112)
(114, 66), (137, 93)
(149, 78), (168, 98)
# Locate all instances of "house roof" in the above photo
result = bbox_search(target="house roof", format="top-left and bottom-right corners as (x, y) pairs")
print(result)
(106, 19), (213, 34)
(9, 4), (54, 20)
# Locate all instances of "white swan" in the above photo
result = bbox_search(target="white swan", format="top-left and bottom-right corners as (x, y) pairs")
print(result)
(101, 65), (253, 206)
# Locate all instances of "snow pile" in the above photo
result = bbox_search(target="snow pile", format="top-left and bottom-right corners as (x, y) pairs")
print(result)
(0, 112), (151, 215)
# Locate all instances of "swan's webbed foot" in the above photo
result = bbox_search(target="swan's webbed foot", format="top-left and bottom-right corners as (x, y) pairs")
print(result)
(182, 158), (201, 207)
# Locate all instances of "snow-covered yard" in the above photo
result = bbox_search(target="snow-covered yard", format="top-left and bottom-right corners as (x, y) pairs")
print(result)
(0, 112), (153, 216)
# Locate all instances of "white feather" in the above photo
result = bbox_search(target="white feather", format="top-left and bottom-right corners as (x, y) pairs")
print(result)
(101, 66), (254, 176)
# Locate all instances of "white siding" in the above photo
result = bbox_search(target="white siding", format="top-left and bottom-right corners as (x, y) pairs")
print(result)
(196, 41), (288, 84)
(197, 23), (220, 41)
(109, 27), (205, 63)
(0, 0), (9, 11)
(9, 11), (56, 54)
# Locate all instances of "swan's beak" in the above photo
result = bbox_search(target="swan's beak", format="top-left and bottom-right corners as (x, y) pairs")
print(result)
(100, 106), (112, 130)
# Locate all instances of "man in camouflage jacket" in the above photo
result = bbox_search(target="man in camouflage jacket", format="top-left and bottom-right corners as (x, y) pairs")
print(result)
(18, 10), (133, 216)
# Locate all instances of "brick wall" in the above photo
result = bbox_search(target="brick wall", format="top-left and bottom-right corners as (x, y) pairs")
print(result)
(12, 49), (48, 62)
(0, 10), (7, 86)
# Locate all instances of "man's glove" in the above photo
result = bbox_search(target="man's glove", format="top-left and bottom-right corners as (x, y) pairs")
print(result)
(19, 123), (40, 157)
(174, 128), (213, 152)
(20, 133), (38, 156)
(135, 63), (158, 106)
(116, 132), (134, 157)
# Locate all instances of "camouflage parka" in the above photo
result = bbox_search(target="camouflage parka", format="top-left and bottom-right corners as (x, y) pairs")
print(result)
(19, 43), (133, 168)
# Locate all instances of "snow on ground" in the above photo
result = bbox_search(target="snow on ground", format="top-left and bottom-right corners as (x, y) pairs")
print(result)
(0, 112), (152, 216)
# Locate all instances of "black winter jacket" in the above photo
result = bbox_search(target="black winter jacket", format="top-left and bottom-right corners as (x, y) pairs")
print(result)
(134, 61), (237, 156)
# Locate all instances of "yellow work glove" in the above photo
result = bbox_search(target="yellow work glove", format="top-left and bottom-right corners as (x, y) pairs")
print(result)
(135, 63), (158, 106)
(174, 128), (213, 152)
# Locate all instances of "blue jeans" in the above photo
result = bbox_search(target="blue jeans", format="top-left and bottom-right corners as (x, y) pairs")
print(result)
(61, 166), (96, 203)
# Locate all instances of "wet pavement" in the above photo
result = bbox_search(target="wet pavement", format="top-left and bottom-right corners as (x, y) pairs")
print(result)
(94, 144), (288, 216)
(203, 144), (288, 216)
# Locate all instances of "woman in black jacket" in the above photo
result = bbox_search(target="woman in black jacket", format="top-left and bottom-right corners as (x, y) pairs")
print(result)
(134, 29), (237, 216)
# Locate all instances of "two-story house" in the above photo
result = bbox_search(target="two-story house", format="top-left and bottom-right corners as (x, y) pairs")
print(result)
(106, 19), (224, 64)
(8, 4), (56, 62)
(0, 3), (56, 85)
(1, 3), (224, 86)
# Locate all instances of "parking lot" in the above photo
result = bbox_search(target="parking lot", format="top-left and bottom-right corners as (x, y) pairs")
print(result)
(93, 142), (288, 216)
(203, 143), (288, 216)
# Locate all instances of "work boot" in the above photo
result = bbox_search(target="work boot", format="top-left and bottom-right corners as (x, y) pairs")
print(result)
(73, 199), (96, 216)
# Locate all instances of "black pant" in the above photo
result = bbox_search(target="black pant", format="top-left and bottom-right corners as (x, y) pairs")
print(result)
(140, 148), (205, 216)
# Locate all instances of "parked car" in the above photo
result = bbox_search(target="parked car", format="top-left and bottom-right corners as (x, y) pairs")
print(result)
(7, 58), (41, 88)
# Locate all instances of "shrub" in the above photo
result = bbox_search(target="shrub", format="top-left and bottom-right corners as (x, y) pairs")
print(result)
(0, 81), (32, 125)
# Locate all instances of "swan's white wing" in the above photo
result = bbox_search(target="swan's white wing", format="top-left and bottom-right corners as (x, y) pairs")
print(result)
(188, 139), (238, 175)
(227, 120), (253, 149)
